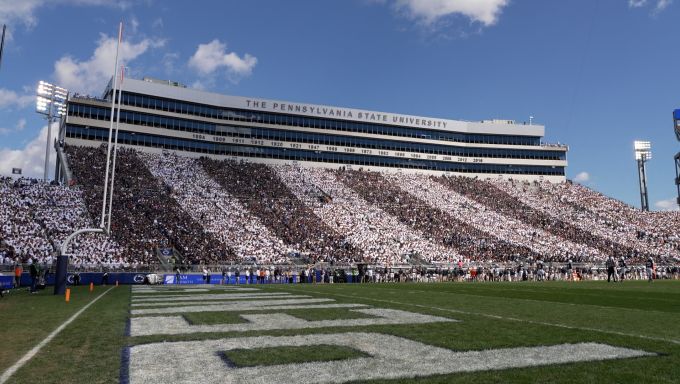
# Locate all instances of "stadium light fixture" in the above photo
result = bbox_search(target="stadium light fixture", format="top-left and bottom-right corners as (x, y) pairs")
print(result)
(634, 140), (652, 161)
(35, 80), (68, 181)
(633, 140), (651, 211)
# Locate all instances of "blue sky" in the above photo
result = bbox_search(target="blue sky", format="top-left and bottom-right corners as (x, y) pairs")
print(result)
(0, 0), (678, 210)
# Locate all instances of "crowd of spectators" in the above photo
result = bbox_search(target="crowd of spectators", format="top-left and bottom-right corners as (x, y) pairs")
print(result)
(200, 158), (360, 263)
(497, 180), (680, 261)
(273, 165), (458, 264)
(67, 146), (233, 265)
(385, 173), (601, 262)
(438, 175), (650, 262)
(0, 176), (123, 268)
(3, 145), (678, 270)
(332, 170), (540, 263)
(139, 152), (291, 264)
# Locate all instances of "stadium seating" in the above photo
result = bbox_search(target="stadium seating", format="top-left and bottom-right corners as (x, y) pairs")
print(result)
(2, 146), (678, 269)
(200, 157), (360, 263)
(67, 146), (233, 265)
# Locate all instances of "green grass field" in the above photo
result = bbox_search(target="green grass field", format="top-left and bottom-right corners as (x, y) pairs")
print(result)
(1, 280), (679, 383)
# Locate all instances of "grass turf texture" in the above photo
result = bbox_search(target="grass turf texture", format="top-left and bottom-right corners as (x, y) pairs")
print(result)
(0, 281), (678, 383)
(182, 307), (377, 325)
(221, 344), (369, 367)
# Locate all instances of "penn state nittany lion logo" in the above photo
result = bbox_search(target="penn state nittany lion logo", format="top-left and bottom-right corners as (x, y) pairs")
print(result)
(66, 275), (74, 284)
(133, 274), (146, 284)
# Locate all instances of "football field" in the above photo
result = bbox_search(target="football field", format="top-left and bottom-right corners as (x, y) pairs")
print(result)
(1, 280), (678, 383)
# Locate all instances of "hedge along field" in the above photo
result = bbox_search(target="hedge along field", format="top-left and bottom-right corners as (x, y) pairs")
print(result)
(1, 280), (679, 383)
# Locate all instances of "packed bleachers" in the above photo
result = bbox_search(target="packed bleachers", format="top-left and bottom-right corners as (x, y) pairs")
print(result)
(139, 152), (290, 264)
(333, 170), (539, 262)
(0, 177), (53, 263)
(384, 173), (602, 262)
(200, 158), (360, 263)
(497, 180), (680, 260)
(437, 176), (651, 262)
(67, 146), (234, 265)
(3, 146), (678, 269)
(273, 165), (458, 264)
(0, 177), (123, 268)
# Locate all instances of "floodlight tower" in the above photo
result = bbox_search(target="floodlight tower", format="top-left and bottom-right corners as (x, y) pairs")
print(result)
(36, 81), (68, 181)
(634, 140), (652, 212)
(673, 109), (680, 208)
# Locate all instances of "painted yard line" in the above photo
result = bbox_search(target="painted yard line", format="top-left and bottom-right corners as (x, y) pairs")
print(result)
(289, 288), (680, 346)
(131, 292), (293, 301)
(130, 303), (368, 317)
(131, 287), (260, 294)
(0, 286), (115, 384)
(131, 296), (312, 307)
(129, 308), (456, 336)
(131, 298), (336, 315)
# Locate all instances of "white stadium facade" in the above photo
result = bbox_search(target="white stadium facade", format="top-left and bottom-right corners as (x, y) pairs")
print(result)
(56, 77), (568, 183)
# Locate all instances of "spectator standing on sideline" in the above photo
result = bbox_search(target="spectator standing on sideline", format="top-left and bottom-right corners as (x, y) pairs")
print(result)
(29, 262), (38, 293)
(606, 256), (616, 283)
(202, 266), (208, 283)
(14, 263), (22, 289)
(646, 257), (655, 282)
(206, 268), (211, 284)
(618, 257), (627, 281)
(175, 267), (181, 284)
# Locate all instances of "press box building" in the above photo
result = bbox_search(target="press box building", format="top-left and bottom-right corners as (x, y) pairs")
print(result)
(56, 77), (568, 182)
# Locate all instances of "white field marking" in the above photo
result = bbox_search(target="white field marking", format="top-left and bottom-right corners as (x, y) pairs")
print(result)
(129, 308), (455, 336)
(131, 292), (293, 302)
(130, 303), (367, 317)
(294, 289), (680, 346)
(131, 287), (260, 294)
(131, 285), (260, 291)
(131, 299), (362, 315)
(127, 332), (654, 384)
(0, 287), (115, 384)
(132, 288), (212, 293)
(131, 296), (313, 308)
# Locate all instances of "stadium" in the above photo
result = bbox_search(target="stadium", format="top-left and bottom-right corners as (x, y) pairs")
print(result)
(1, 75), (679, 383)
(1, 6), (680, 380)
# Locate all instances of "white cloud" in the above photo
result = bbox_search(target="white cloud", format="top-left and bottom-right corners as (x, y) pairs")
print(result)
(53, 33), (165, 94)
(654, 198), (679, 211)
(654, 0), (673, 12)
(0, 88), (34, 109)
(188, 39), (257, 79)
(393, 0), (510, 26)
(0, 0), (129, 29)
(161, 52), (179, 75)
(0, 124), (56, 179)
(573, 171), (590, 183)
(152, 17), (164, 29)
(0, 118), (28, 135)
(16, 118), (26, 131)
(628, 0), (673, 13)
(130, 16), (140, 34)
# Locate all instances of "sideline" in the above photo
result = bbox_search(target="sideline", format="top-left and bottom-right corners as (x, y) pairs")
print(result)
(0, 286), (116, 384)
(280, 286), (680, 346)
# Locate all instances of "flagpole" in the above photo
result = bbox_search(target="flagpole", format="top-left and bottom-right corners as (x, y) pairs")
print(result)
(100, 21), (122, 229)
(107, 65), (124, 233)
